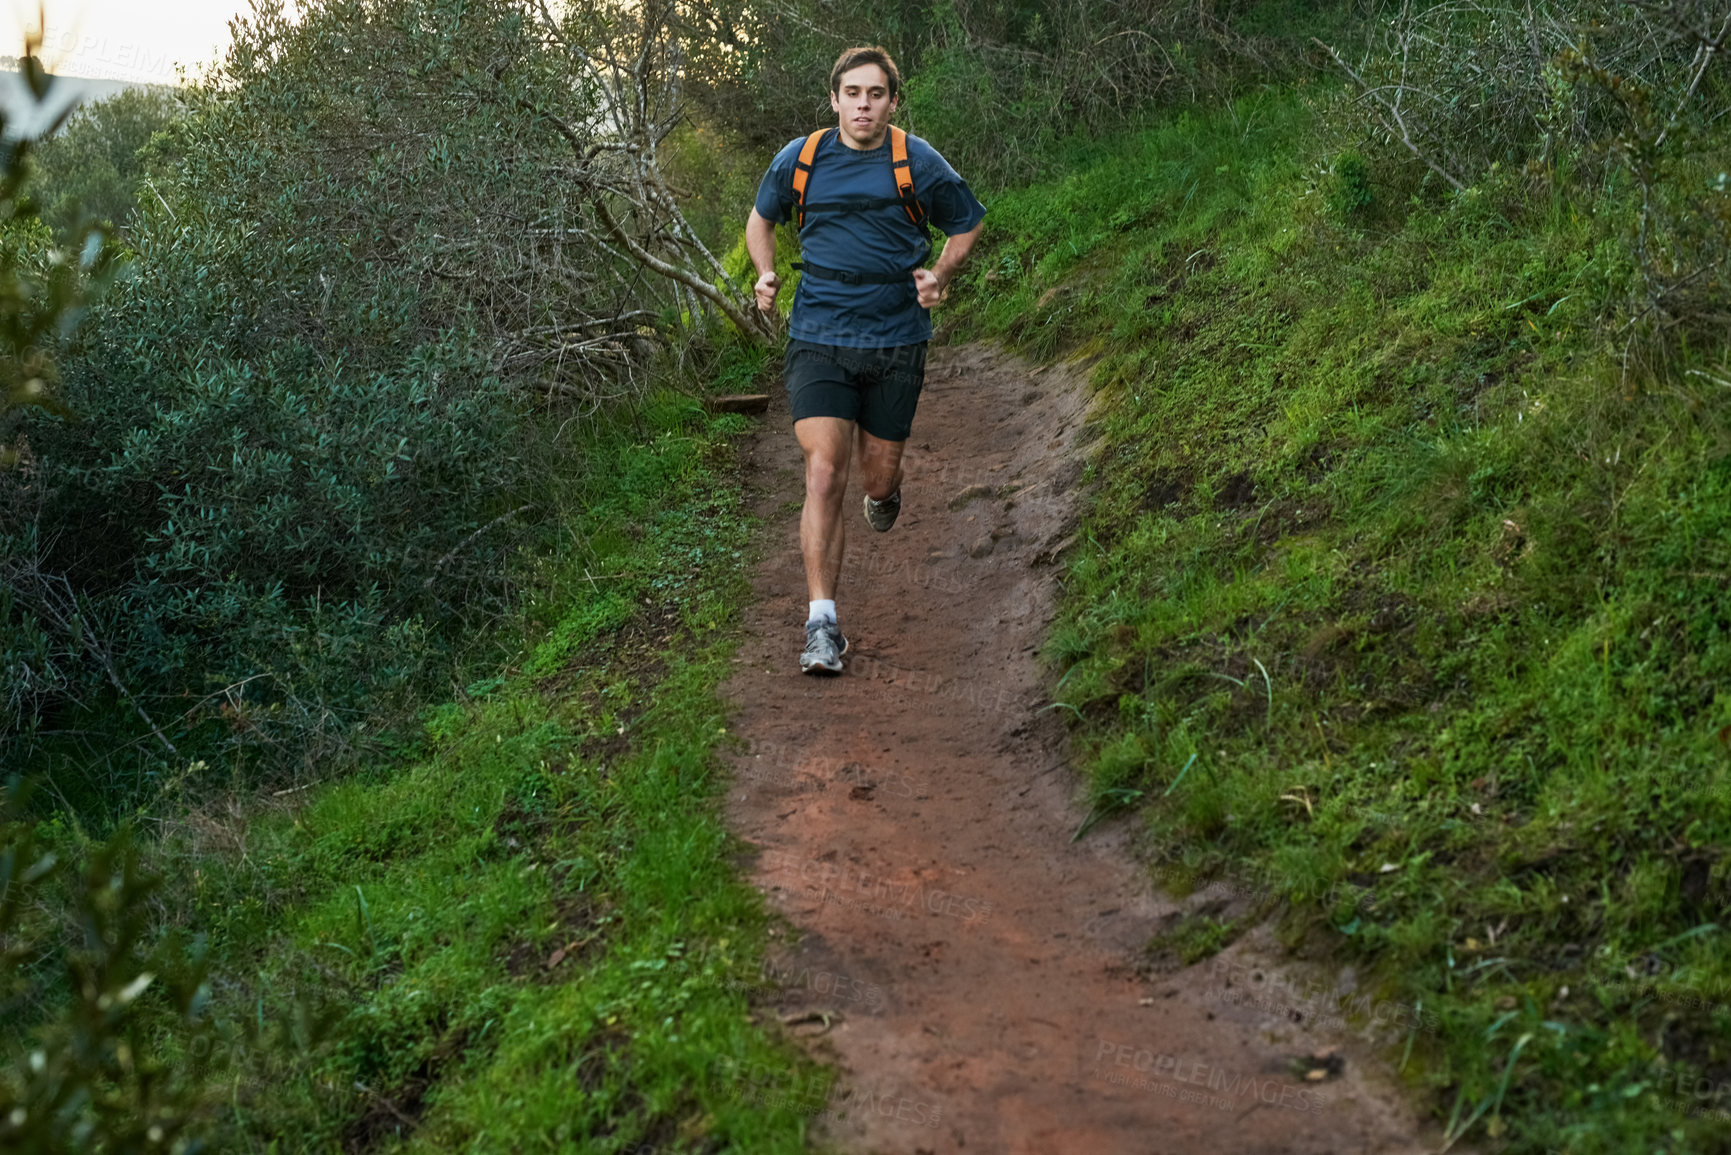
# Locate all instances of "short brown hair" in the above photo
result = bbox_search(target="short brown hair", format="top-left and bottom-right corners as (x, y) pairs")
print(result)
(830, 45), (902, 101)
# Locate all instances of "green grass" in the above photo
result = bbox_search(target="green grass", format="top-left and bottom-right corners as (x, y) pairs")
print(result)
(131, 385), (832, 1151)
(948, 87), (1731, 1154)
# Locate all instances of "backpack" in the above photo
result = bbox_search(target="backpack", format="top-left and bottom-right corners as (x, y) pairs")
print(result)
(790, 124), (927, 230)
(785, 126), (929, 285)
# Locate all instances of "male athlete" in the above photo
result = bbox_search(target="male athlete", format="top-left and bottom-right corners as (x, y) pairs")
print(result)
(745, 45), (986, 674)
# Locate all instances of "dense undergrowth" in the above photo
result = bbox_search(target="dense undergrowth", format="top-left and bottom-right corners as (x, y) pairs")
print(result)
(9, 376), (833, 1151)
(946, 87), (1731, 1152)
(1, 0), (772, 804)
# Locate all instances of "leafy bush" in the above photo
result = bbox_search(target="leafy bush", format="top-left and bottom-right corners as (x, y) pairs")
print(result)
(0, 774), (332, 1154)
(0, 58), (113, 468)
(1, 782), (219, 1154)
(690, 0), (1361, 189)
(0, 54), (117, 766)
(1, 0), (732, 800)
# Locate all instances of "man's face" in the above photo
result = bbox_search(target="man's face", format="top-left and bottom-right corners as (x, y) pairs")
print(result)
(830, 63), (896, 149)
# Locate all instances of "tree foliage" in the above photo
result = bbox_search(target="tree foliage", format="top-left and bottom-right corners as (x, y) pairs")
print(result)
(28, 87), (181, 243)
(0, 51), (226, 1155)
(0, 53), (110, 469)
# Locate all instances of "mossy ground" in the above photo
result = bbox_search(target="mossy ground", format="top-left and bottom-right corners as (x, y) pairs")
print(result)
(947, 87), (1731, 1154)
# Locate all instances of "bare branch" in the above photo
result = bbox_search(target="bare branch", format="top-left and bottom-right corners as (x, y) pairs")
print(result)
(590, 195), (772, 343)
(1315, 37), (1468, 191)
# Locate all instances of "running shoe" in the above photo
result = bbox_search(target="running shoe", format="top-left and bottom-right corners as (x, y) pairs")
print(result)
(800, 618), (848, 675)
(863, 489), (902, 533)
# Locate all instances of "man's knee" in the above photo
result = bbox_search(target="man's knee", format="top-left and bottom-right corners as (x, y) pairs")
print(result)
(805, 453), (847, 500)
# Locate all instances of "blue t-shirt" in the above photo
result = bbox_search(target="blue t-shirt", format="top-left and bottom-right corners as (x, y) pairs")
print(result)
(755, 129), (986, 349)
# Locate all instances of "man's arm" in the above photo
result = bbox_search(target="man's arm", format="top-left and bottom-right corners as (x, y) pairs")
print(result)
(914, 220), (984, 309)
(746, 208), (780, 313)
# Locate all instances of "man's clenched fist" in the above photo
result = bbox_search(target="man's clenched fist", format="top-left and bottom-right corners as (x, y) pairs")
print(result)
(755, 270), (781, 313)
(913, 268), (947, 309)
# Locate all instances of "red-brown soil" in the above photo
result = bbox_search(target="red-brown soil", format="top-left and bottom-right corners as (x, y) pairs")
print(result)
(721, 343), (1442, 1154)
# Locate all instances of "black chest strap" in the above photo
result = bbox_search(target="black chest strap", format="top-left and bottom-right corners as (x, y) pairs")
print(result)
(790, 126), (929, 232)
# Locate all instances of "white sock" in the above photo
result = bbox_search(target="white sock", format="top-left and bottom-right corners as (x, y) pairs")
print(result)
(807, 599), (836, 624)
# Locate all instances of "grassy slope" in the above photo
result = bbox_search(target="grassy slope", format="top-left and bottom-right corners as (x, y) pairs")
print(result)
(948, 88), (1731, 1154)
(159, 384), (834, 1152)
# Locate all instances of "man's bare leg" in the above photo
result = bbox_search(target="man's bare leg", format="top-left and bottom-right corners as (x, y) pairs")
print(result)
(794, 416), (855, 673)
(795, 416), (855, 603)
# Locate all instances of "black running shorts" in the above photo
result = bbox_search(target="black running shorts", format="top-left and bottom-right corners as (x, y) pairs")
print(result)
(783, 338), (928, 443)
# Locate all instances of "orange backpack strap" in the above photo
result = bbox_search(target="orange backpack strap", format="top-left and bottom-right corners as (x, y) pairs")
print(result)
(889, 126), (926, 228)
(790, 128), (828, 229)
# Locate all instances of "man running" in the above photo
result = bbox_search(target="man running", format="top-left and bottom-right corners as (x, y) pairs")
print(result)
(745, 45), (986, 674)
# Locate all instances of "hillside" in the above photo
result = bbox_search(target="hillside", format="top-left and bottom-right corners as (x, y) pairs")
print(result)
(2, 0), (1728, 1151)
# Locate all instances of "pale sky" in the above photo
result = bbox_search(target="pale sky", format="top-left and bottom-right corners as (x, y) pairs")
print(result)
(0, 0), (255, 84)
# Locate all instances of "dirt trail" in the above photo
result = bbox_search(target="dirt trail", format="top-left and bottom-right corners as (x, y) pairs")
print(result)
(721, 344), (1439, 1154)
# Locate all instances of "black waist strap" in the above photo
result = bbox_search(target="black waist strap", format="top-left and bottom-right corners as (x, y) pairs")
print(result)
(793, 260), (920, 285)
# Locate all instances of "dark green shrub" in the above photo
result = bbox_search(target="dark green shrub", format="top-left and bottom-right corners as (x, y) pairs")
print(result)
(1324, 149), (1373, 218)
